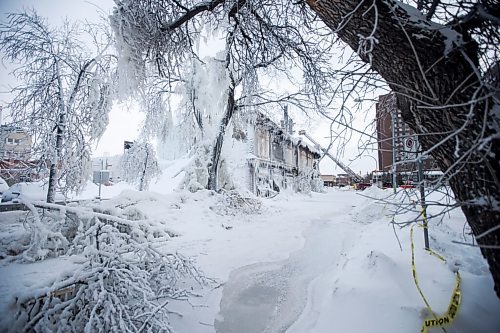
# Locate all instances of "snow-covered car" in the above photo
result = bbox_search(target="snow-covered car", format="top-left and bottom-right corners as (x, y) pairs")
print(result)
(1, 182), (65, 203)
(0, 177), (9, 197)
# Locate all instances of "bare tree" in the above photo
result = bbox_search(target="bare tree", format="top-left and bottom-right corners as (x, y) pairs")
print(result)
(0, 10), (115, 202)
(109, 0), (500, 295)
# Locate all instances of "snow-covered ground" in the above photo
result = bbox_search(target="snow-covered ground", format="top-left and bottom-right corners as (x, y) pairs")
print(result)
(0, 164), (499, 332)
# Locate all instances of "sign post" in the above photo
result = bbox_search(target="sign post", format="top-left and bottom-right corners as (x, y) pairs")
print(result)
(418, 157), (430, 250)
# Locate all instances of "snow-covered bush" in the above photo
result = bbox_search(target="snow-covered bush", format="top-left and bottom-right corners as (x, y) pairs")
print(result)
(215, 159), (236, 192)
(292, 169), (325, 194)
(310, 172), (325, 193)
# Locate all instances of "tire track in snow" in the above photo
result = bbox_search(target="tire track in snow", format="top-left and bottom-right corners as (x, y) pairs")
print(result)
(215, 215), (363, 333)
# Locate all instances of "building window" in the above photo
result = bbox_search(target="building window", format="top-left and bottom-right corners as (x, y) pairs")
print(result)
(5, 137), (22, 145)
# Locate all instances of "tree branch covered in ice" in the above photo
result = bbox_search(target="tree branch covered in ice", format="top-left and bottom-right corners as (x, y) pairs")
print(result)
(111, 0), (338, 191)
(111, 0), (334, 100)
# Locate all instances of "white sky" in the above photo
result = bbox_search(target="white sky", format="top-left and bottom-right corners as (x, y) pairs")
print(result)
(0, 0), (143, 158)
(0, 0), (379, 175)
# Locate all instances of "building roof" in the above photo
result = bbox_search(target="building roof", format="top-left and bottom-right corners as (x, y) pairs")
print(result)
(254, 112), (321, 158)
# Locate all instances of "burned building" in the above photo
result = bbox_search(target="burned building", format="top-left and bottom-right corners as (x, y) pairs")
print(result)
(244, 111), (321, 196)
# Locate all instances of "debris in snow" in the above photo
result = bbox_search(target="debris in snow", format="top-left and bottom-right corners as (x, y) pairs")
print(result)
(210, 190), (262, 216)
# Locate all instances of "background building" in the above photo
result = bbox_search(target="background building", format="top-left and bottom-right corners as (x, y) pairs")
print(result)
(375, 93), (439, 185)
(0, 121), (39, 185)
(247, 111), (321, 196)
(320, 174), (352, 187)
(0, 125), (32, 160)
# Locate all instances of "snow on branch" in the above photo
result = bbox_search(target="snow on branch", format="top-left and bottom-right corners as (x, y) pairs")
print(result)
(5, 200), (205, 333)
(0, 9), (116, 198)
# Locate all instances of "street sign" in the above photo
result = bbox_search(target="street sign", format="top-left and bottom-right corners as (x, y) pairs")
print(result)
(401, 136), (418, 160)
(93, 170), (110, 184)
(405, 137), (415, 149)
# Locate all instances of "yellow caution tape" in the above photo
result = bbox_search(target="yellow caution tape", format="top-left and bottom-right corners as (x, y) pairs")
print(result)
(410, 225), (461, 333)
(426, 247), (446, 263)
(421, 273), (461, 333)
(419, 208), (446, 263)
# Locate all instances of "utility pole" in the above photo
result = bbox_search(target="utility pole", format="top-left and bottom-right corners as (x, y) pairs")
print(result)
(139, 148), (149, 191)
(418, 158), (430, 250)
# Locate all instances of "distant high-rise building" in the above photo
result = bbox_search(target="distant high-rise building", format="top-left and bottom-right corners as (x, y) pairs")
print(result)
(375, 93), (438, 184)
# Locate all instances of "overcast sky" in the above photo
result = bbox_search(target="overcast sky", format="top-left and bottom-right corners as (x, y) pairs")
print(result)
(0, 0), (379, 175)
(1, 0), (114, 90)
(0, 0), (147, 159)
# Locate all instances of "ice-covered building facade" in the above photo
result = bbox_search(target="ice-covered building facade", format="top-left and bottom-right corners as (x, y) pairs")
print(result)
(228, 111), (322, 197)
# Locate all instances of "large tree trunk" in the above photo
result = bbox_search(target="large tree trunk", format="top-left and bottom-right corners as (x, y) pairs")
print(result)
(47, 113), (65, 203)
(207, 83), (236, 191)
(306, 0), (500, 296)
(139, 148), (149, 191)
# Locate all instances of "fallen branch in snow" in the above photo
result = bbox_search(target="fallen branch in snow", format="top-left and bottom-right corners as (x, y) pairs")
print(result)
(3, 199), (207, 332)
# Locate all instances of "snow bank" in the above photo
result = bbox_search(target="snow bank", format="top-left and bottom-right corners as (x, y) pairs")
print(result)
(71, 180), (134, 200)
(287, 187), (500, 333)
(70, 157), (191, 201)
(149, 157), (193, 194)
(0, 180), (498, 332)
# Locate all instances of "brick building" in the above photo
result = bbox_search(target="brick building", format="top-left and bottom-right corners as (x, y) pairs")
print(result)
(375, 93), (439, 185)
